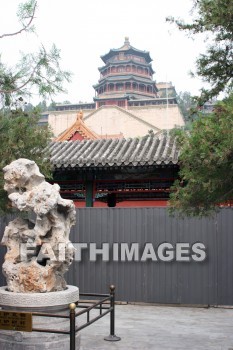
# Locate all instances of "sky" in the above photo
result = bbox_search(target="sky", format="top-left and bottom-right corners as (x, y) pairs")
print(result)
(0, 0), (209, 105)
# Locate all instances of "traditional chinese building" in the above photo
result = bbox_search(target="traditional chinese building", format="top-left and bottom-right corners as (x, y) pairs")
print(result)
(93, 37), (158, 108)
(56, 111), (99, 141)
(50, 133), (179, 208)
(56, 111), (123, 141)
(46, 38), (184, 138)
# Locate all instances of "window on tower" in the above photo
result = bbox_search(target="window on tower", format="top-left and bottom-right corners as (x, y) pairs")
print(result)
(119, 53), (124, 60)
(116, 84), (123, 91)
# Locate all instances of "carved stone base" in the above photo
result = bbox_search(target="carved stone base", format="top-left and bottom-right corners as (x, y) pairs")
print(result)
(0, 285), (80, 349)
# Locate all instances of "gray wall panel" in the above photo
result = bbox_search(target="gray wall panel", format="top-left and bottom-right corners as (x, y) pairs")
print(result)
(0, 208), (232, 305)
(68, 207), (233, 305)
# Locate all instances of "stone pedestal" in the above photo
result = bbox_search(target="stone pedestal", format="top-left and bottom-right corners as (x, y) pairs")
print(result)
(0, 285), (80, 349)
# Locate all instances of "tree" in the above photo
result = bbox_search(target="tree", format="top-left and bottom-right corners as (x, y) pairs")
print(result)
(167, 0), (233, 215)
(23, 102), (34, 112)
(35, 100), (48, 112)
(170, 94), (233, 216)
(0, 109), (53, 213)
(176, 91), (197, 123)
(0, 0), (71, 107)
(47, 101), (57, 111)
(167, 0), (233, 103)
(0, 0), (70, 212)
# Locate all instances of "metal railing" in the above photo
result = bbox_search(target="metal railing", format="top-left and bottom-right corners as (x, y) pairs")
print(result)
(31, 284), (121, 350)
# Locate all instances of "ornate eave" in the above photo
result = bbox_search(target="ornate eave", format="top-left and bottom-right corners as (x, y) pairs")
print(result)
(93, 94), (129, 101)
(93, 75), (157, 90)
(98, 60), (155, 74)
(99, 74), (154, 83)
(101, 38), (152, 64)
(56, 111), (100, 141)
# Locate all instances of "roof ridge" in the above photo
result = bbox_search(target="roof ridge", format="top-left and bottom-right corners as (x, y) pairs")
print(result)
(84, 105), (161, 133)
(56, 114), (99, 141)
(83, 105), (105, 121)
(50, 133), (179, 168)
(114, 105), (160, 132)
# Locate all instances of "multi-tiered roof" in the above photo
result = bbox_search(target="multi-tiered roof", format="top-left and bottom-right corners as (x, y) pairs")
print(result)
(93, 38), (158, 107)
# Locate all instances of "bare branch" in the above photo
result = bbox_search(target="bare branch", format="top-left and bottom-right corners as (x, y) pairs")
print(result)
(0, 1), (37, 39)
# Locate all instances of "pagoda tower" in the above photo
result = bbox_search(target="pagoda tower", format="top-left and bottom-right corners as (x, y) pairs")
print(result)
(49, 38), (184, 139)
(93, 37), (158, 108)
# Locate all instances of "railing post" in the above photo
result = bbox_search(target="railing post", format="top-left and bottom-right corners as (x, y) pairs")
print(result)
(69, 303), (76, 350)
(104, 285), (121, 341)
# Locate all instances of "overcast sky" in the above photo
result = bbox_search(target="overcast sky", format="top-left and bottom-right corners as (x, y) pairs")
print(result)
(0, 0), (208, 104)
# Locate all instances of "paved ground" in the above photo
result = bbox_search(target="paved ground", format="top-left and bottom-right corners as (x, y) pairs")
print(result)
(78, 304), (233, 350)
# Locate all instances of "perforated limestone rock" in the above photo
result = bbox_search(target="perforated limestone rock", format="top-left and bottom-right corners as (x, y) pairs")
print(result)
(2, 159), (76, 293)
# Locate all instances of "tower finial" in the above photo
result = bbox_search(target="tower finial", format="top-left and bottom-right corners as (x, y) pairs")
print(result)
(124, 37), (130, 45)
(77, 110), (83, 121)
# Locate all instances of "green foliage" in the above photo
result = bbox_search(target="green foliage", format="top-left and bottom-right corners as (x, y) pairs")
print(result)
(0, 1), (71, 213)
(17, 0), (36, 33)
(176, 91), (198, 122)
(0, 109), (52, 214)
(0, 0), (71, 107)
(34, 100), (47, 112)
(23, 100), (57, 112)
(167, 0), (233, 216)
(167, 0), (233, 103)
(47, 101), (57, 111)
(169, 94), (233, 216)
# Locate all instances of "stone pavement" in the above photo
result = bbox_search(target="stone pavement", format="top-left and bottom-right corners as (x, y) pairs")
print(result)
(79, 304), (233, 350)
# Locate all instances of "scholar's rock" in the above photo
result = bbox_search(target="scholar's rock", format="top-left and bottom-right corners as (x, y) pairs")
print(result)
(2, 159), (76, 293)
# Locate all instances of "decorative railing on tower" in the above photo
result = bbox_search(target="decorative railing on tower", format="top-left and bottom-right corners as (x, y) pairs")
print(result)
(93, 38), (158, 106)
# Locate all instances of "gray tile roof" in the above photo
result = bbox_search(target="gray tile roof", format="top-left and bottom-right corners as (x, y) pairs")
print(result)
(50, 133), (179, 169)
